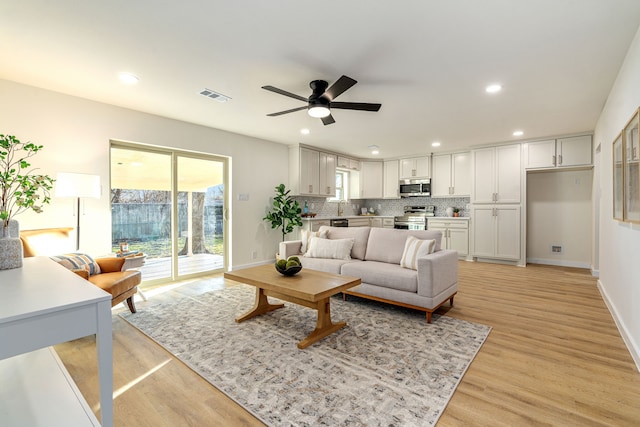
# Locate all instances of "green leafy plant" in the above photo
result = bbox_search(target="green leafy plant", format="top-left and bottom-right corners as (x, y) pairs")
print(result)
(263, 183), (303, 241)
(0, 134), (55, 230)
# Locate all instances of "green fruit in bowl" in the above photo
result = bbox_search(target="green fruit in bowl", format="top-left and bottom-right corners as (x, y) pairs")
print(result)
(287, 256), (300, 264)
(276, 259), (288, 269)
(286, 260), (299, 269)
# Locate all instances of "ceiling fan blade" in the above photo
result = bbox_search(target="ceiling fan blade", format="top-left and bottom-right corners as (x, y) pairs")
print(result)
(267, 106), (308, 117)
(323, 75), (357, 101)
(261, 85), (308, 102)
(321, 114), (336, 125)
(330, 102), (381, 112)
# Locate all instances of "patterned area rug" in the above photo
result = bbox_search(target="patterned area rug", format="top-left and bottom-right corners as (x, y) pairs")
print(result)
(121, 285), (491, 426)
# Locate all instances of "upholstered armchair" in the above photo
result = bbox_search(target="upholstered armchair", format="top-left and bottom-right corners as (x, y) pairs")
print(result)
(20, 227), (141, 313)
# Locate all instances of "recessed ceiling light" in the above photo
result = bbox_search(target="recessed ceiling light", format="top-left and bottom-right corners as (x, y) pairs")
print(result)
(300, 128), (310, 135)
(432, 141), (441, 147)
(485, 84), (502, 93)
(119, 72), (139, 84)
(513, 130), (524, 136)
(368, 145), (380, 155)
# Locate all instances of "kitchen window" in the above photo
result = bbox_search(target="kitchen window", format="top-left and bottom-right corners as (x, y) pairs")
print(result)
(329, 170), (349, 201)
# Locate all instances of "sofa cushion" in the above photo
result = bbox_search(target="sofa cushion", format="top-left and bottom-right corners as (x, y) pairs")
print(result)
(301, 229), (328, 254)
(306, 237), (354, 260)
(300, 256), (361, 275)
(318, 225), (371, 260)
(341, 261), (418, 293)
(365, 228), (442, 264)
(400, 237), (436, 270)
(50, 252), (101, 276)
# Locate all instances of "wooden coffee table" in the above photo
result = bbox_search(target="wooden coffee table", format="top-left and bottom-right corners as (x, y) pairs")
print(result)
(224, 264), (360, 349)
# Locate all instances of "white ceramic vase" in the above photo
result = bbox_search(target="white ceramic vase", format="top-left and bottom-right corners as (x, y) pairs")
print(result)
(0, 220), (23, 270)
(446, 207), (454, 217)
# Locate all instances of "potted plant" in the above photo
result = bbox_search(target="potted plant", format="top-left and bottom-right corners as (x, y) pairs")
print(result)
(263, 183), (303, 242)
(0, 134), (54, 269)
(453, 207), (460, 217)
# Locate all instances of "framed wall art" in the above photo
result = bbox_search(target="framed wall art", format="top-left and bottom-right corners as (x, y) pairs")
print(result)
(623, 108), (640, 223)
(613, 132), (624, 220)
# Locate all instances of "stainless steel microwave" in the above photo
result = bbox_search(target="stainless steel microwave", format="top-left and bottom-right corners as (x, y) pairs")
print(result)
(399, 178), (431, 197)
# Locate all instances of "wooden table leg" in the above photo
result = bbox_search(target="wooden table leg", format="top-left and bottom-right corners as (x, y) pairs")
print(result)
(235, 288), (284, 323)
(297, 297), (346, 349)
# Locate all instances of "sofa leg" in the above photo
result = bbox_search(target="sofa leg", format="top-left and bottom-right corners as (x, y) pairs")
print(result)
(343, 293), (347, 301)
(426, 311), (432, 323)
(126, 296), (137, 314)
(450, 295), (455, 306)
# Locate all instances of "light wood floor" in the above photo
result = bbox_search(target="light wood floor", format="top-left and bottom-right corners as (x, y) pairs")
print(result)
(55, 262), (640, 426)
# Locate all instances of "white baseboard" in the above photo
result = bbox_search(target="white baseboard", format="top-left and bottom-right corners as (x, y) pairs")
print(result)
(597, 279), (640, 372)
(526, 257), (591, 269)
(229, 259), (273, 271)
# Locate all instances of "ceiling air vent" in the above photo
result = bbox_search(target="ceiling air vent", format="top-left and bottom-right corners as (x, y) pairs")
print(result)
(199, 88), (231, 103)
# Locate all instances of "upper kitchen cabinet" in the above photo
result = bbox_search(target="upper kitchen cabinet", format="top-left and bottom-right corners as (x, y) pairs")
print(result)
(431, 152), (471, 197)
(471, 144), (521, 204)
(400, 156), (430, 179)
(360, 161), (383, 199)
(524, 135), (592, 169)
(289, 145), (336, 197)
(319, 151), (337, 197)
(383, 160), (400, 199)
(337, 156), (360, 171)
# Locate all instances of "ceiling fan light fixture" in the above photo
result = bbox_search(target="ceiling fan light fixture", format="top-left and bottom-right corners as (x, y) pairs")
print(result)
(308, 105), (330, 118)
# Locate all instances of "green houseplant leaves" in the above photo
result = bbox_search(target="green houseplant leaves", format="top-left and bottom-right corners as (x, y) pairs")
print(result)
(263, 183), (303, 241)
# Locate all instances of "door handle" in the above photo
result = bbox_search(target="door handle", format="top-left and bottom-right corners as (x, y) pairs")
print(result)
(558, 154), (563, 165)
(552, 155), (556, 166)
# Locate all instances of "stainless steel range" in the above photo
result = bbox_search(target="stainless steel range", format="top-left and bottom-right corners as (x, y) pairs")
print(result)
(394, 205), (435, 230)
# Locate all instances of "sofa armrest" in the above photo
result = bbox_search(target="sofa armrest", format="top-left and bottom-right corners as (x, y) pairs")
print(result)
(416, 249), (458, 298)
(279, 240), (303, 259)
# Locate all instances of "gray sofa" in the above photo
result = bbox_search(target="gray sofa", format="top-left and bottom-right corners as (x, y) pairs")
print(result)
(279, 226), (458, 322)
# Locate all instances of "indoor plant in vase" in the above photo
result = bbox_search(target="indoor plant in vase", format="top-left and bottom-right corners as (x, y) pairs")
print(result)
(263, 183), (303, 242)
(0, 134), (54, 270)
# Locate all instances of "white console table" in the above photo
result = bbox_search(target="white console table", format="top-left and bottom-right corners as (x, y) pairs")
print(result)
(0, 257), (113, 427)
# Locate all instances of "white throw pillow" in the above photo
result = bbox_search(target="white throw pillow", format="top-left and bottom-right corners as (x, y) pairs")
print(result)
(400, 236), (436, 270)
(301, 229), (328, 254)
(306, 237), (355, 260)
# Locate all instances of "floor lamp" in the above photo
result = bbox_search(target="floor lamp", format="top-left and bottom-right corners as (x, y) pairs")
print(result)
(55, 172), (101, 251)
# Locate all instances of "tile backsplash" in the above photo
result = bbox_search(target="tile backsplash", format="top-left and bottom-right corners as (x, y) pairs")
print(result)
(294, 196), (470, 217)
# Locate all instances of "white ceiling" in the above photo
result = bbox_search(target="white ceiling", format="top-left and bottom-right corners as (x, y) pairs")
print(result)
(2, 1), (640, 159)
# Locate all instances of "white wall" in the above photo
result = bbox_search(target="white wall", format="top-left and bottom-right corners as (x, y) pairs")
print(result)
(526, 169), (593, 268)
(594, 25), (640, 368)
(0, 79), (288, 268)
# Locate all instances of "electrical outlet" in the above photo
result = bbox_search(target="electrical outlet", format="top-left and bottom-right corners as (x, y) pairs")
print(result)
(377, 204), (382, 210)
(311, 203), (315, 209)
(551, 245), (562, 253)
(251, 250), (258, 259)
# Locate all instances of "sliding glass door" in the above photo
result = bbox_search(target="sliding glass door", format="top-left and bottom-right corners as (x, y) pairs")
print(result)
(110, 143), (227, 283)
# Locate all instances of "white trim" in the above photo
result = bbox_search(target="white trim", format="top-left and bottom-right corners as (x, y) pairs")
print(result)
(597, 279), (640, 372)
(526, 258), (591, 269)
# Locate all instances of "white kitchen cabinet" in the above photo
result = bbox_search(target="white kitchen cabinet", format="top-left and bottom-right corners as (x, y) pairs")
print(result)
(382, 218), (395, 228)
(471, 205), (521, 260)
(400, 156), (430, 178)
(337, 156), (360, 171)
(383, 160), (400, 199)
(525, 135), (592, 169)
(289, 146), (335, 197)
(471, 144), (521, 204)
(302, 219), (330, 232)
(348, 217), (370, 227)
(370, 217), (383, 228)
(432, 152), (471, 197)
(319, 152), (337, 197)
(427, 218), (469, 256)
(359, 161), (383, 199)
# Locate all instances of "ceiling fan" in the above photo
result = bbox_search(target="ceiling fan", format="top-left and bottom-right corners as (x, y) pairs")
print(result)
(262, 75), (381, 125)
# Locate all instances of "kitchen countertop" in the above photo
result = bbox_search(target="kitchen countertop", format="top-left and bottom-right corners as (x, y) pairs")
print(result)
(301, 215), (395, 220)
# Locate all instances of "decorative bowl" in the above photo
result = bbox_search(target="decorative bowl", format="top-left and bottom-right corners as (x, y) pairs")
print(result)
(275, 262), (302, 276)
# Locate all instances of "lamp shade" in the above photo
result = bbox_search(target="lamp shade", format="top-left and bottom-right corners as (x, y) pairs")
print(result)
(55, 172), (101, 198)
